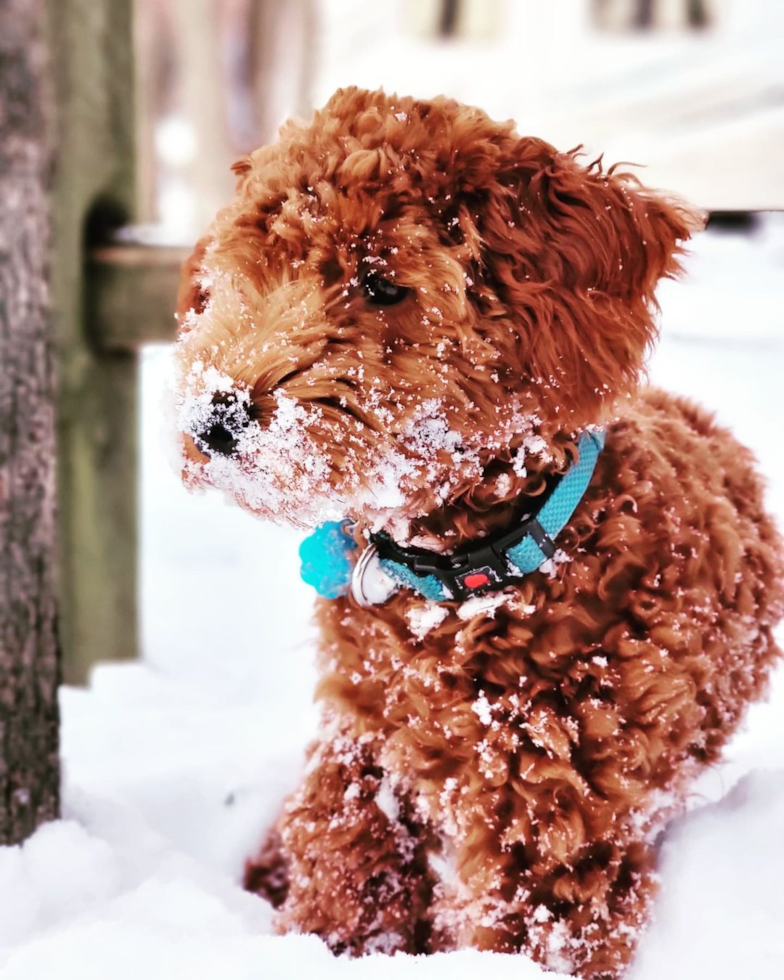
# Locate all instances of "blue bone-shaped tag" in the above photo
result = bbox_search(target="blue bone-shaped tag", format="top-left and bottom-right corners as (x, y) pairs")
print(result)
(298, 520), (356, 599)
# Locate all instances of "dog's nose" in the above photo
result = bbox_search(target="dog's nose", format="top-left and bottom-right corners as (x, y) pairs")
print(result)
(198, 421), (239, 456)
(194, 392), (251, 457)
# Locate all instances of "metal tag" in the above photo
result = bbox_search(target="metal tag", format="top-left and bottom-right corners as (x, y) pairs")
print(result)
(350, 544), (399, 607)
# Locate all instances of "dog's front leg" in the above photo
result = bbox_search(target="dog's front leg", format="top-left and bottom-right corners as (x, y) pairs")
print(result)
(249, 726), (433, 954)
(446, 834), (657, 979)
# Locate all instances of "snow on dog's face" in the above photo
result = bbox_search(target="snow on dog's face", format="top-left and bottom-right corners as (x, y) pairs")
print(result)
(175, 87), (700, 528)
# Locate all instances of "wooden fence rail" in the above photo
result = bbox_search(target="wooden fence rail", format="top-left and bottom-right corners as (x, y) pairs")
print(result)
(89, 242), (187, 352)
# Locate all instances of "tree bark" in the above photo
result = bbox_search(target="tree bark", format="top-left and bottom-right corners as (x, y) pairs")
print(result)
(0, 0), (61, 844)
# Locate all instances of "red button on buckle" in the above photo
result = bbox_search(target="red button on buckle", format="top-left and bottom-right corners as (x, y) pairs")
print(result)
(463, 572), (490, 589)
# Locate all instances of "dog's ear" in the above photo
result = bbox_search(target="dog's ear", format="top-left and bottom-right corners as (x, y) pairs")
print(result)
(176, 234), (213, 329)
(449, 133), (704, 424)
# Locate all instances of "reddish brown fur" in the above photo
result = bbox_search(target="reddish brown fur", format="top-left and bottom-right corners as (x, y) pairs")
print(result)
(174, 88), (784, 977)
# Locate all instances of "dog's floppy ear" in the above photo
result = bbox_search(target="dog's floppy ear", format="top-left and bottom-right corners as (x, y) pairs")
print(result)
(176, 234), (213, 328)
(450, 134), (704, 424)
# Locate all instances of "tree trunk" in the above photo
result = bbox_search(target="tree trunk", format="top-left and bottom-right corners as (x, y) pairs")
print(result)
(0, 0), (61, 843)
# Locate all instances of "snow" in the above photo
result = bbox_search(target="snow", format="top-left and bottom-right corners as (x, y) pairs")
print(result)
(457, 591), (513, 621)
(406, 602), (449, 640)
(176, 328), (541, 529)
(4, 214), (784, 980)
(177, 357), (345, 528)
(633, 771), (784, 977)
(4, 774), (784, 978)
(471, 691), (495, 727)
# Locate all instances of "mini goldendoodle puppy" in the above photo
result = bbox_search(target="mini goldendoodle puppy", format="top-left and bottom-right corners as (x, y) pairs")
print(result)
(174, 87), (784, 977)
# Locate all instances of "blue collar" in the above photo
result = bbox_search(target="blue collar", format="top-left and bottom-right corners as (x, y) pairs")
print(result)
(299, 429), (605, 605)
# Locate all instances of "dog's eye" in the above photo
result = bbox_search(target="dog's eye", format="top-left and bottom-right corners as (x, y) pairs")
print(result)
(362, 273), (409, 306)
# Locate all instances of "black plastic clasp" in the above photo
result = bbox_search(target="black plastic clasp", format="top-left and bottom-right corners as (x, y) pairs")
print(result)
(372, 503), (560, 603)
(421, 542), (512, 601)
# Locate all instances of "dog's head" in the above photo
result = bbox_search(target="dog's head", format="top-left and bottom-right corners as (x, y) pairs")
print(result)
(175, 87), (701, 527)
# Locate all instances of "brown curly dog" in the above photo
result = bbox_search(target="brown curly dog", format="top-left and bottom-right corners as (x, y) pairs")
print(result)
(173, 87), (784, 977)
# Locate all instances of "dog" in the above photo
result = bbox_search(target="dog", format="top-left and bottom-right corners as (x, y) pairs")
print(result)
(174, 87), (784, 977)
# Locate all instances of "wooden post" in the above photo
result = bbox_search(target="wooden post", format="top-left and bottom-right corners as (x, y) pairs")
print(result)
(47, 0), (140, 684)
(0, 0), (61, 843)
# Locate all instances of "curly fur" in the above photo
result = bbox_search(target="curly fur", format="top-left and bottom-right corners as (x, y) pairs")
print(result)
(174, 88), (784, 977)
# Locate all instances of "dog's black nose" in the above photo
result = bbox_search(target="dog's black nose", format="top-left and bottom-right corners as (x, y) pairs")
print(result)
(198, 421), (239, 456)
(194, 392), (251, 457)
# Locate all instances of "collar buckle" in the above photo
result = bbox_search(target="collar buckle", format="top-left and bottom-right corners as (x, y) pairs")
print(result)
(374, 532), (521, 602)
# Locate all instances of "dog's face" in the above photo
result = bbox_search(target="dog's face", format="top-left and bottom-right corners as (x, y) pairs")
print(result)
(175, 87), (699, 528)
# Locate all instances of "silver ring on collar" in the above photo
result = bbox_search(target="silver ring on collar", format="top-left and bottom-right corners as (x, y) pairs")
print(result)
(350, 544), (398, 607)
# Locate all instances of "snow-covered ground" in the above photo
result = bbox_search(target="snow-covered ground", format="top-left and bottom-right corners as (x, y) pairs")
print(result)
(1, 219), (783, 977)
